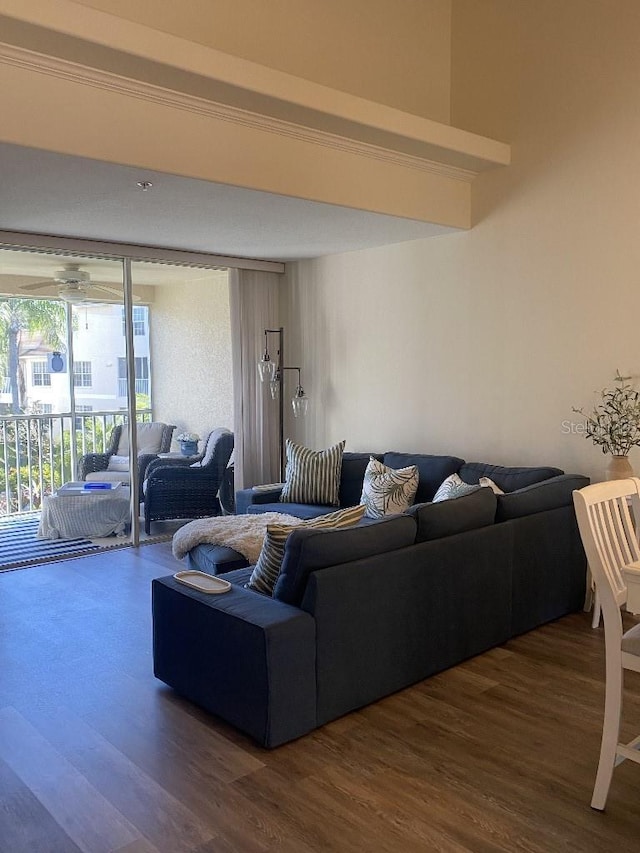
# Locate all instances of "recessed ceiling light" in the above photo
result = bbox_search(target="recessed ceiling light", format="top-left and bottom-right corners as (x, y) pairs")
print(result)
(136, 181), (153, 191)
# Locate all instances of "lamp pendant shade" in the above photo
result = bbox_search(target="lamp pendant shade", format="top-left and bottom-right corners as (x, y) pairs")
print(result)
(292, 389), (309, 418)
(269, 378), (280, 400)
(257, 356), (276, 383)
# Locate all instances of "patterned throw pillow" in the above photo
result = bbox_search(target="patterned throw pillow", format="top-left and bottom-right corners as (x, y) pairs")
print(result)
(479, 476), (504, 495)
(360, 456), (419, 519)
(247, 504), (366, 595)
(280, 439), (346, 506)
(432, 473), (480, 503)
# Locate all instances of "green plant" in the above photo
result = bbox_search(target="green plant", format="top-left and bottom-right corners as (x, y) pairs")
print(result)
(573, 371), (640, 456)
(0, 297), (66, 413)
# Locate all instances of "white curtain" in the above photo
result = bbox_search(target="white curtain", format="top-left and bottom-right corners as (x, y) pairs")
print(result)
(229, 268), (281, 490)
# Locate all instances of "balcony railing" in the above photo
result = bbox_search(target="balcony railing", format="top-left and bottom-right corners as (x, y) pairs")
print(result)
(0, 410), (152, 516)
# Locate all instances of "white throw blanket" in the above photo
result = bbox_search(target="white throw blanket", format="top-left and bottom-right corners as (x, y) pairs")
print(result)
(171, 512), (303, 563)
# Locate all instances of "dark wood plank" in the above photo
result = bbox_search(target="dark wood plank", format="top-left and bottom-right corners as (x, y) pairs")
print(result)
(17, 705), (216, 852)
(0, 756), (84, 853)
(0, 706), (142, 852)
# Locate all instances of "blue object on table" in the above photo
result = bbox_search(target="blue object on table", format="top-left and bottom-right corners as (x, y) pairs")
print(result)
(83, 482), (112, 490)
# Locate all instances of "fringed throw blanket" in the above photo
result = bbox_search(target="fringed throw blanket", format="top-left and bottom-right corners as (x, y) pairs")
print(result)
(172, 512), (303, 563)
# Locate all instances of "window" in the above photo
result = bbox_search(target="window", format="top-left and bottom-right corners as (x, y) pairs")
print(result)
(118, 356), (149, 396)
(73, 361), (92, 387)
(42, 404), (53, 414)
(122, 306), (146, 336)
(32, 361), (51, 387)
(75, 404), (93, 430)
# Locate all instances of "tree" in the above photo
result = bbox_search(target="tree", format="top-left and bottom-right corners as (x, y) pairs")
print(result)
(0, 298), (66, 413)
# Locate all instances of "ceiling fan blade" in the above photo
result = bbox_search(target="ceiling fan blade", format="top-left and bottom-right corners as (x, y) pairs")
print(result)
(89, 284), (140, 302)
(90, 284), (125, 297)
(19, 279), (55, 292)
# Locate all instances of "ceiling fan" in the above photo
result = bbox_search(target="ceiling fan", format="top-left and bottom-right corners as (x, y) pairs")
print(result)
(19, 263), (136, 304)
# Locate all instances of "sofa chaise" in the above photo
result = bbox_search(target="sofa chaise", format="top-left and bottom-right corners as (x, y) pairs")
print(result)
(152, 451), (589, 748)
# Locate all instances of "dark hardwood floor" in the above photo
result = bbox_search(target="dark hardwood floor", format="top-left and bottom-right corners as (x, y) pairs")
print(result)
(1, 546), (639, 852)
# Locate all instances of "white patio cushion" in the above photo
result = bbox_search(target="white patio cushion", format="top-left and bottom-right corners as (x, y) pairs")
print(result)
(116, 422), (166, 456)
(106, 455), (129, 472)
(86, 470), (131, 484)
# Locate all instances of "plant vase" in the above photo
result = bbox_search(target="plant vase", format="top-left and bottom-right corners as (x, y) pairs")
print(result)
(179, 440), (198, 457)
(606, 454), (634, 481)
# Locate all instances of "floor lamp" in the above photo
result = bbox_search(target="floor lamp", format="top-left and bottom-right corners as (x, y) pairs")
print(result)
(257, 327), (309, 481)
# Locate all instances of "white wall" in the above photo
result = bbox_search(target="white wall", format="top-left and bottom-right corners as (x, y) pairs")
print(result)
(283, 0), (640, 483)
(150, 270), (233, 448)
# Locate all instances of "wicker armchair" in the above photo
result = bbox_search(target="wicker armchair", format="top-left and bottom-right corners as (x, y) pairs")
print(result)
(79, 422), (175, 499)
(143, 428), (234, 533)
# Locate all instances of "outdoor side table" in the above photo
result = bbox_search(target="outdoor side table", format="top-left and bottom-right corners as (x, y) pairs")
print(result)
(38, 482), (131, 540)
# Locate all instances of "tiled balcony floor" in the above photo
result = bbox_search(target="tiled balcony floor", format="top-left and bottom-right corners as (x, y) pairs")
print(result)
(0, 511), (186, 572)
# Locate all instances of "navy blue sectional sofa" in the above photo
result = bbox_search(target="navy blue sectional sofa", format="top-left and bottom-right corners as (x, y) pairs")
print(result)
(152, 451), (589, 748)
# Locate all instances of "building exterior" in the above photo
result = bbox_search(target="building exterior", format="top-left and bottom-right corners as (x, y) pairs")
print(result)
(0, 303), (151, 417)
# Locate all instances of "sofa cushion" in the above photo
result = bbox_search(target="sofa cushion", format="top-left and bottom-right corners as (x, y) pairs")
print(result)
(280, 439), (346, 507)
(432, 473), (480, 503)
(360, 457), (419, 518)
(248, 504), (366, 595)
(274, 514), (418, 606)
(406, 488), (498, 542)
(383, 452), (464, 503)
(459, 462), (564, 493)
(339, 452), (383, 507)
(247, 502), (336, 519)
(496, 474), (590, 521)
(186, 544), (250, 575)
(218, 566), (254, 587)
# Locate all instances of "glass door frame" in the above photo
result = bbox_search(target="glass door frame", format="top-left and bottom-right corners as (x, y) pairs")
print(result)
(0, 229), (284, 548)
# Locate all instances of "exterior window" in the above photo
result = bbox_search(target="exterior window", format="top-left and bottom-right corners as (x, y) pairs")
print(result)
(118, 356), (149, 396)
(75, 404), (93, 430)
(32, 361), (51, 387)
(42, 404), (53, 414)
(122, 306), (146, 336)
(73, 361), (92, 387)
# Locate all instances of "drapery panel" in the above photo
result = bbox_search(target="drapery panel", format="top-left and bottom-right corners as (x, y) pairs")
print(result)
(229, 269), (281, 490)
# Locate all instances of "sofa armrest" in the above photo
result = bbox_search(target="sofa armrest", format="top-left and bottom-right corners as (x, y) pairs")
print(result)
(236, 486), (284, 514)
(152, 577), (316, 747)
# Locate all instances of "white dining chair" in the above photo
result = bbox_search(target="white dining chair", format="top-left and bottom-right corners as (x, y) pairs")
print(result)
(573, 477), (640, 810)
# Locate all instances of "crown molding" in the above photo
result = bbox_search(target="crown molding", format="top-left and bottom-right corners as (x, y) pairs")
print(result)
(0, 42), (479, 183)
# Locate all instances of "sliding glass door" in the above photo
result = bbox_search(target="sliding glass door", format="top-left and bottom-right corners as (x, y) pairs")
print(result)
(0, 236), (234, 562)
(0, 248), (144, 546)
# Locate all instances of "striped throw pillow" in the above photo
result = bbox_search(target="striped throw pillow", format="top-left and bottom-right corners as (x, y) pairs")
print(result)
(360, 456), (419, 518)
(247, 503), (365, 595)
(280, 439), (346, 506)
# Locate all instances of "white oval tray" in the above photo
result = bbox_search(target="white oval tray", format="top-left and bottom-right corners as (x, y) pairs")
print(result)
(173, 571), (231, 594)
